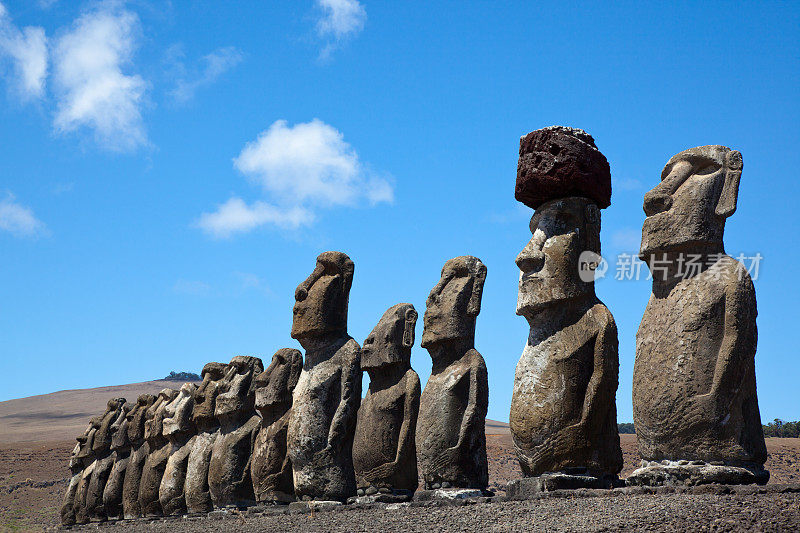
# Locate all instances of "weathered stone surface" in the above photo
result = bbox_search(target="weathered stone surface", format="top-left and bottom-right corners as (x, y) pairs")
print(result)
(417, 256), (489, 490)
(138, 388), (178, 516)
(412, 488), (486, 501)
(516, 126), (611, 210)
(73, 416), (100, 524)
(86, 398), (126, 520)
(159, 382), (198, 515)
(122, 394), (156, 519)
(633, 145), (767, 484)
(185, 362), (227, 514)
(626, 460), (769, 487)
(506, 471), (622, 499)
(209, 355), (263, 508)
(102, 401), (134, 519)
(353, 303), (421, 496)
(288, 251), (362, 502)
(252, 348), (303, 504)
(61, 420), (96, 526)
(510, 196), (622, 479)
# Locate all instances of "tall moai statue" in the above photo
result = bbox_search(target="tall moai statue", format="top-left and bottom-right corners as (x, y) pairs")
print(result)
(208, 355), (263, 508)
(251, 348), (303, 504)
(101, 401), (134, 519)
(184, 362), (227, 513)
(507, 126), (623, 495)
(287, 251), (362, 502)
(353, 303), (421, 501)
(629, 145), (768, 486)
(138, 388), (178, 516)
(73, 416), (100, 524)
(159, 382), (198, 515)
(61, 420), (96, 526)
(122, 394), (156, 518)
(416, 256), (489, 491)
(86, 398), (127, 520)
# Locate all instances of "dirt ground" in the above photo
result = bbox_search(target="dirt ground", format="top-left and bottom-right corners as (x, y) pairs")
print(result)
(2, 434), (798, 532)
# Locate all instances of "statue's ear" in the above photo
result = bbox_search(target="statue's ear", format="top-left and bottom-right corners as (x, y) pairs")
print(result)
(402, 307), (417, 348)
(466, 262), (487, 316)
(716, 150), (742, 218)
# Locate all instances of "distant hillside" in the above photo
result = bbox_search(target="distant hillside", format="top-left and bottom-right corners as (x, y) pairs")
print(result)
(0, 381), (510, 443)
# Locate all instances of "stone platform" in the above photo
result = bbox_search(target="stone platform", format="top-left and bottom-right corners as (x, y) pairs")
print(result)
(506, 471), (622, 499)
(626, 460), (769, 487)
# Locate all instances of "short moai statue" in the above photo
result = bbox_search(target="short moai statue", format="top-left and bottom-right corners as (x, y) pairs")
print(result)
(185, 362), (227, 514)
(73, 416), (100, 524)
(138, 388), (178, 516)
(507, 126), (623, 496)
(287, 251), (362, 502)
(251, 348), (303, 504)
(122, 394), (156, 518)
(61, 421), (96, 526)
(159, 382), (198, 515)
(416, 256), (489, 491)
(102, 401), (134, 519)
(629, 145), (768, 486)
(208, 356), (264, 508)
(353, 303), (421, 502)
(86, 398), (127, 520)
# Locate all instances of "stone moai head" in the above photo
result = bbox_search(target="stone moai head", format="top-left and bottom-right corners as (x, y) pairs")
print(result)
(421, 256), (487, 349)
(163, 382), (198, 437)
(144, 389), (177, 442)
(254, 349), (303, 413)
(127, 394), (156, 444)
(192, 362), (228, 428)
(362, 303), (417, 371)
(515, 197), (601, 317)
(72, 421), (96, 467)
(214, 356), (264, 422)
(93, 398), (126, 454)
(76, 416), (101, 461)
(291, 251), (355, 341)
(110, 402), (133, 451)
(640, 145), (742, 260)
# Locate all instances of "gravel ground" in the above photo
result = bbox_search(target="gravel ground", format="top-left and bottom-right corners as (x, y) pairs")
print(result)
(63, 487), (800, 533)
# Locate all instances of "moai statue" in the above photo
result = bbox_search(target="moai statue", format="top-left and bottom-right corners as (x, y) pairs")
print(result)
(416, 256), (489, 491)
(353, 303), (421, 501)
(185, 362), (227, 514)
(87, 398), (126, 520)
(159, 382), (198, 515)
(208, 356), (263, 508)
(61, 421), (96, 526)
(122, 394), (156, 519)
(138, 388), (178, 516)
(73, 416), (100, 524)
(507, 126), (623, 495)
(629, 145), (768, 486)
(251, 349), (303, 504)
(102, 401), (133, 519)
(287, 251), (362, 502)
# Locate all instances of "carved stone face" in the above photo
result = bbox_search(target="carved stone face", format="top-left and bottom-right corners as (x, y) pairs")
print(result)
(163, 383), (197, 437)
(640, 145), (742, 259)
(515, 197), (599, 317)
(144, 389), (177, 442)
(291, 251), (354, 340)
(214, 356), (263, 419)
(127, 394), (155, 443)
(76, 417), (100, 460)
(192, 362), (227, 427)
(110, 403), (132, 451)
(93, 398), (125, 454)
(421, 256), (486, 348)
(254, 349), (302, 411)
(362, 303), (416, 370)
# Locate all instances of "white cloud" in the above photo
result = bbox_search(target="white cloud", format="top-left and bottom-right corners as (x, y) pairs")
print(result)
(198, 119), (393, 238)
(38, 0), (58, 9)
(52, 2), (147, 151)
(315, 0), (366, 59)
(612, 176), (642, 191)
(0, 193), (46, 238)
(169, 46), (243, 104)
(173, 279), (211, 296)
(234, 271), (272, 295)
(0, 3), (48, 101)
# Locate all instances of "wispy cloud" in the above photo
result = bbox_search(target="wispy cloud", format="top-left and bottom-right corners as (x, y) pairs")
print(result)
(0, 193), (47, 238)
(0, 2), (48, 101)
(38, 0), (58, 9)
(234, 271), (272, 296)
(168, 45), (243, 104)
(314, 0), (366, 60)
(197, 118), (393, 238)
(611, 228), (642, 251)
(173, 278), (211, 296)
(612, 176), (642, 191)
(52, 2), (147, 151)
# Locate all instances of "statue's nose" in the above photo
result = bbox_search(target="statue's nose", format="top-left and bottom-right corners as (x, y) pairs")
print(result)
(516, 244), (545, 273)
(643, 191), (672, 216)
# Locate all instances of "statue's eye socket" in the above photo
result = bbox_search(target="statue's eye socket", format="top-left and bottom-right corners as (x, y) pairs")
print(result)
(695, 163), (721, 176)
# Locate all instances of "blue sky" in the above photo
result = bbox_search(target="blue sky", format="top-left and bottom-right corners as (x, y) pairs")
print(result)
(1, 1), (798, 424)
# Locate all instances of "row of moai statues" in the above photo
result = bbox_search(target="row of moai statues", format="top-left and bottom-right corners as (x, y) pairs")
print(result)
(508, 126), (767, 491)
(62, 252), (490, 525)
